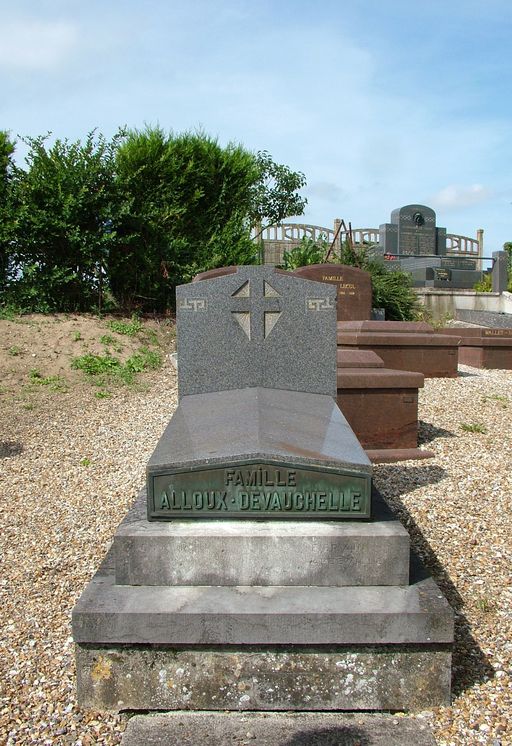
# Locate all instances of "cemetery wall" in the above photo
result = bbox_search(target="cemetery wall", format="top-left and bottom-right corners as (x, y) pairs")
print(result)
(416, 289), (512, 320)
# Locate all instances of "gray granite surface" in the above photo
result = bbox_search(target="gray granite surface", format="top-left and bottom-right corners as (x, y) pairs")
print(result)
(147, 388), (371, 473)
(176, 266), (337, 397)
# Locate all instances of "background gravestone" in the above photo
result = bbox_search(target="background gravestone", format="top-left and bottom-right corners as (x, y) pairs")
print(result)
(292, 264), (372, 321)
(380, 204), (445, 257)
(177, 266), (337, 398)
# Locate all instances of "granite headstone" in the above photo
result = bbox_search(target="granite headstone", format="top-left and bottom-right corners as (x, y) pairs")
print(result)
(292, 264), (372, 321)
(177, 265), (337, 398)
(380, 204), (445, 257)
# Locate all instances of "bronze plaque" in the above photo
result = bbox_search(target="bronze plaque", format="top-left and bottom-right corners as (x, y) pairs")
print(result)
(148, 462), (371, 520)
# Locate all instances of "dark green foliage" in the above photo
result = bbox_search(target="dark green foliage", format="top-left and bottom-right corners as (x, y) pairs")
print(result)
(110, 127), (260, 311)
(1, 126), (307, 314)
(0, 131), (16, 292)
(6, 131), (121, 312)
(338, 242), (419, 321)
(251, 151), (307, 264)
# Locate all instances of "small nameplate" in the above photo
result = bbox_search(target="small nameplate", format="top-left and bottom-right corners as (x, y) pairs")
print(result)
(148, 463), (370, 520)
(483, 329), (512, 337)
(434, 268), (450, 281)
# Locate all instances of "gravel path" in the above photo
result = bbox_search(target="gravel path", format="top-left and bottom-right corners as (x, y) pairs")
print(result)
(1, 359), (511, 745)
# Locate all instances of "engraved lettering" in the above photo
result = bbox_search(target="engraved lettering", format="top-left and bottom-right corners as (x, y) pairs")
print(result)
(160, 492), (170, 509)
(351, 492), (361, 511)
(270, 492), (281, 510)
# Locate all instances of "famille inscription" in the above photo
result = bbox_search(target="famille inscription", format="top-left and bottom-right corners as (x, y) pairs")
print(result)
(321, 274), (357, 297)
(149, 464), (370, 519)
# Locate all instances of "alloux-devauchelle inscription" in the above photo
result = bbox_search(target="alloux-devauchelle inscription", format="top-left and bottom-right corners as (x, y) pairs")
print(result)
(148, 462), (370, 519)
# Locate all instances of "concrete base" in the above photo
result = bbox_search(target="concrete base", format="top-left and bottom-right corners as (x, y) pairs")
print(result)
(122, 711), (437, 745)
(114, 490), (410, 587)
(77, 645), (451, 713)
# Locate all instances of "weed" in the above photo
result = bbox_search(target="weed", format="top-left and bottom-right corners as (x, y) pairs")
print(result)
(72, 331), (82, 342)
(8, 346), (21, 356)
(476, 596), (494, 613)
(460, 422), (487, 434)
(108, 315), (142, 337)
(483, 394), (508, 409)
(142, 329), (159, 346)
(80, 457), (91, 467)
(71, 347), (162, 386)
(28, 369), (69, 392)
(22, 402), (35, 410)
(95, 390), (111, 399)
(0, 303), (25, 320)
(71, 353), (121, 377)
(100, 334), (116, 346)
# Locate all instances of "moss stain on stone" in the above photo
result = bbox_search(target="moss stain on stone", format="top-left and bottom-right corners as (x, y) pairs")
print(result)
(91, 655), (112, 682)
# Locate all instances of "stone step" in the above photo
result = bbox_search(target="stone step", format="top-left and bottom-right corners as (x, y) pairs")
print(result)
(114, 489), (410, 587)
(72, 554), (453, 646)
(121, 712), (437, 746)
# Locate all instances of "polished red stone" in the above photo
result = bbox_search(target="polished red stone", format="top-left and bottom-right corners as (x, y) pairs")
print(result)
(338, 321), (459, 378)
(292, 264), (372, 321)
(337, 349), (426, 460)
(436, 327), (512, 369)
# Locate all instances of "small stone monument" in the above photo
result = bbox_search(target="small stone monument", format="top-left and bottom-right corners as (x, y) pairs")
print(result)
(72, 266), (453, 712)
(379, 204), (481, 288)
(291, 263), (372, 321)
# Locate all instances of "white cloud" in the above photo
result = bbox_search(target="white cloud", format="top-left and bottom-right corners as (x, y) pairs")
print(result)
(429, 184), (492, 210)
(0, 19), (77, 71)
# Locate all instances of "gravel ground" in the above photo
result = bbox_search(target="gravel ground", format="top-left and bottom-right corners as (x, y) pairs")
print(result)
(1, 351), (511, 745)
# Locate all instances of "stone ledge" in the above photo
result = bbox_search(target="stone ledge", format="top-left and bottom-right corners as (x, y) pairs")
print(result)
(76, 645), (451, 712)
(114, 489), (410, 587)
(121, 712), (437, 745)
(72, 555), (453, 646)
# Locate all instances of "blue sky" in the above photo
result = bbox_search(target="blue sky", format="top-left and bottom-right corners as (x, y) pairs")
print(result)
(2, 0), (511, 255)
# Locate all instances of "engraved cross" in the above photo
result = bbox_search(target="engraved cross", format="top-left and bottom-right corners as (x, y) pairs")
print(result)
(230, 277), (282, 341)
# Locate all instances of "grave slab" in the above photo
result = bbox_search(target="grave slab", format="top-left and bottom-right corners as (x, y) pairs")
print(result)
(338, 321), (459, 378)
(121, 712), (437, 746)
(437, 326), (512, 369)
(146, 387), (372, 521)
